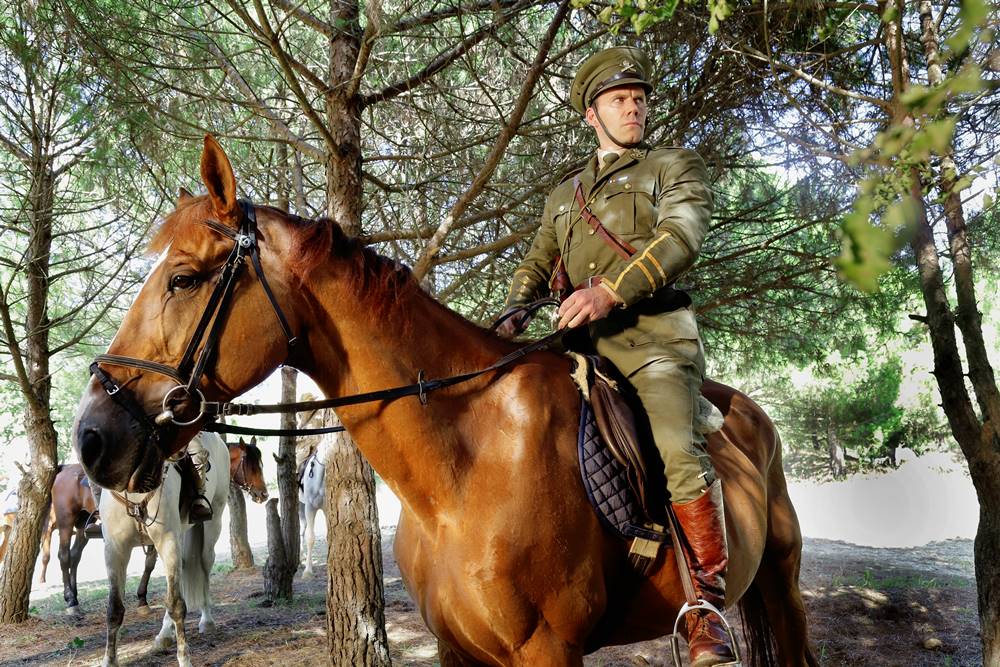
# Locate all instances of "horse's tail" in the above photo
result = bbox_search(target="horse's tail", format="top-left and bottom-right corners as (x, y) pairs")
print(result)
(180, 522), (208, 611)
(737, 579), (778, 667)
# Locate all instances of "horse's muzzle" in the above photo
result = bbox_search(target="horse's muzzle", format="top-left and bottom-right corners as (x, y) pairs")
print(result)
(74, 383), (165, 492)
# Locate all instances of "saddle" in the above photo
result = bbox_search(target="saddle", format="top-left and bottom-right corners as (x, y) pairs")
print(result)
(568, 353), (724, 572)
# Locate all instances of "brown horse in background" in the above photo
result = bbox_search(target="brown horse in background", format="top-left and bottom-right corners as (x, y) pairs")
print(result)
(74, 137), (815, 666)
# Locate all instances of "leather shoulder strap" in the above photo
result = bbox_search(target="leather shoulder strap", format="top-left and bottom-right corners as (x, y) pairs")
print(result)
(572, 177), (636, 260)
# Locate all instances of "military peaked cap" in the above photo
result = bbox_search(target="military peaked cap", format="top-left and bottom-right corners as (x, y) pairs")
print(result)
(570, 47), (653, 115)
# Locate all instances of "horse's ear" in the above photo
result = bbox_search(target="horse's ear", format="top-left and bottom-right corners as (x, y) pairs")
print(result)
(250, 436), (257, 446)
(200, 135), (239, 225)
(178, 187), (194, 202)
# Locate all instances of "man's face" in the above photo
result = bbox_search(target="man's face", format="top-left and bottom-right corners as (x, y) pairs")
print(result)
(585, 84), (648, 149)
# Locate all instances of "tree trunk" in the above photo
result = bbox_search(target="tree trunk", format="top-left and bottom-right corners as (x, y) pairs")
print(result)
(885, 3), (1000, 662)
(322, 0), (390, 663)
(0, 152), (59, 624)
(263, 366), (301, 600)
(228, 488), (255, 570)
(262, 499), (286, 604)
(325, 411), (390, 666)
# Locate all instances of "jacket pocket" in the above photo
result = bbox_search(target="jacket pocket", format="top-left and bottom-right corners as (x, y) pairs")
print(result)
(600, 180), (637, 235)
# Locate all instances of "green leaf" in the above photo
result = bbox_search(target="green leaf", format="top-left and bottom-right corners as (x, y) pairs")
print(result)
(632, 11), (660, 34)
(707, 0), (732, 34)
(597, 5), (615, 24)
(836, 197), (918, 292)
(945, 0), (989, 52)
(881, 4), (899, 22)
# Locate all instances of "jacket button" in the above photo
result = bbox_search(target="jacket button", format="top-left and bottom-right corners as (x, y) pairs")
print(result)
(624, 183), (632, 190)
(588, 229), (595, 235)
(588, 262), (596, 270)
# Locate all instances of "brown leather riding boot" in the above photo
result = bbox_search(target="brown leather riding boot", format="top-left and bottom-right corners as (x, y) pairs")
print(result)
(672, 480), (739, 667)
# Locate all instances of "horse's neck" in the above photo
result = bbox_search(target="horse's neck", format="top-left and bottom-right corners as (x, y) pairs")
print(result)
(300, 270), (511, 518)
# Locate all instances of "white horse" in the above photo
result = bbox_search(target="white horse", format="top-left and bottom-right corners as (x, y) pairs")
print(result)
(298, 440), (330, 578)
(99, 432), (229, 667)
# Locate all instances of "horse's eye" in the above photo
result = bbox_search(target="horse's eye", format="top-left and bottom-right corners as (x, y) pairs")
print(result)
(169, 274), (199, 291)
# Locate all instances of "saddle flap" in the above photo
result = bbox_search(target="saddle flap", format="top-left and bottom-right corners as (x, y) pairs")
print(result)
(588, 364), (652, 515)
(569, 353), (663, 523)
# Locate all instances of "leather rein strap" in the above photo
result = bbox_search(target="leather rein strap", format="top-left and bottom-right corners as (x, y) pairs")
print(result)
(91, 201), (565, 438)
(573, 176), (636, 260)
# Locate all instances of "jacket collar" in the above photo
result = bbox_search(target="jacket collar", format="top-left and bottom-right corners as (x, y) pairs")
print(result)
(587, 146), (647, 197)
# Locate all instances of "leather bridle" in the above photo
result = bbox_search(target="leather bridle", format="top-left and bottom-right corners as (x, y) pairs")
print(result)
(89, 200), (297, 444)
(89, 199), (566, 442)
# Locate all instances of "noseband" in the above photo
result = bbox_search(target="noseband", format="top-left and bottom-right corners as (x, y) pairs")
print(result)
(90, 200), (296, 443)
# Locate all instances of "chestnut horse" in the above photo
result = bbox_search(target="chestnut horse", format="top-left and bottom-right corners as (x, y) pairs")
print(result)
(74, 137), (815, 666)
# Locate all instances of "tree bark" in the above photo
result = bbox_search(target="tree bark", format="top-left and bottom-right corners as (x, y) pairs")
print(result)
(0, 148), (60, 624)
(227, 488), (255, 570)
(324, 411), (390, 666)
(322, 0), (391, 664)
(885, 3), (1000, 662)
(262, 499), (286, 604)
(263, 366), (301, 600)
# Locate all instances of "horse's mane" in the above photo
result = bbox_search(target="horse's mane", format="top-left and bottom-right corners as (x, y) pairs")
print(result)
(284, 211), (419, 326)
(243, 441), (264, 472)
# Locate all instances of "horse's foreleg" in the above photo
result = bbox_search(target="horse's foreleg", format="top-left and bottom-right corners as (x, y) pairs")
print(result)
(438, 640), (492, 667)
(510, 630), (584, 667)
(57, 527), (78, 613)
(136, 546), (157, 614)
(101, 540), (128, 667)
(198, 517), (224, 635)
(302, 504), (316, 578)
(153, 536), (191, 667)
(66, 527), (88, 611)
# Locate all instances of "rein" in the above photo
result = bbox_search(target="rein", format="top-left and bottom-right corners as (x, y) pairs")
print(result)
(90, 200), (566, 439)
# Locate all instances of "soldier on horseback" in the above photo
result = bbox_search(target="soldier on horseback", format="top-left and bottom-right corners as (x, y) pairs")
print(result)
(497, 47), (736, 667)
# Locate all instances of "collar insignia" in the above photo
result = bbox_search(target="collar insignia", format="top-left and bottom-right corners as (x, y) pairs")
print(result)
(629, 148), (643, 160)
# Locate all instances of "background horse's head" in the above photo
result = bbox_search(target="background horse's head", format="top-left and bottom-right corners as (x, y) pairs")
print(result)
(74, 137), (301, 492)
(230, 437), (269, 503)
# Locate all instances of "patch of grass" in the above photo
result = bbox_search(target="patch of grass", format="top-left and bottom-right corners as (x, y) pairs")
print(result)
(833, 568), (972, 592)
(212, 562), (234, 575)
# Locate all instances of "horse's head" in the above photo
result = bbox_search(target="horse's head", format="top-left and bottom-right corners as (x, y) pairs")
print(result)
(230, 437), (269, 503)
(74, 136), (301, 492)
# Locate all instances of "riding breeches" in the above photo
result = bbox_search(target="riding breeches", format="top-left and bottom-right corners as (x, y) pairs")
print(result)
(624, 339), (714, 504)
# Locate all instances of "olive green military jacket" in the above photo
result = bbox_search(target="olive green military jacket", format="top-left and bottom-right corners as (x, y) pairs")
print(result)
(505, 146), (713, 377)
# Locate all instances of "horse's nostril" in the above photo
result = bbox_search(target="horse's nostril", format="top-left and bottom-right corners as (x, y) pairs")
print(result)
(79, 428), (105, 469)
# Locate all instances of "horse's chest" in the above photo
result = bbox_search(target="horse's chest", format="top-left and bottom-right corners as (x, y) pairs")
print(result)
(395, 517), (603, 662)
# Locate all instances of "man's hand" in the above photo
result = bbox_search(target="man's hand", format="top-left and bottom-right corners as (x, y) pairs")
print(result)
(495, 308), (529, 339)
(558, 285), (620, 329)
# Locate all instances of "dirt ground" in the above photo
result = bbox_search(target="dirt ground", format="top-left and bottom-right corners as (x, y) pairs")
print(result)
(0, 528), (979, 667)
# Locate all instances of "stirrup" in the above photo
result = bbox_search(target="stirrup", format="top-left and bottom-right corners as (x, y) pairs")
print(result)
(190, 494), (213, 523)
(669, 599), (742, 667)
(84, 511), (103, 539)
